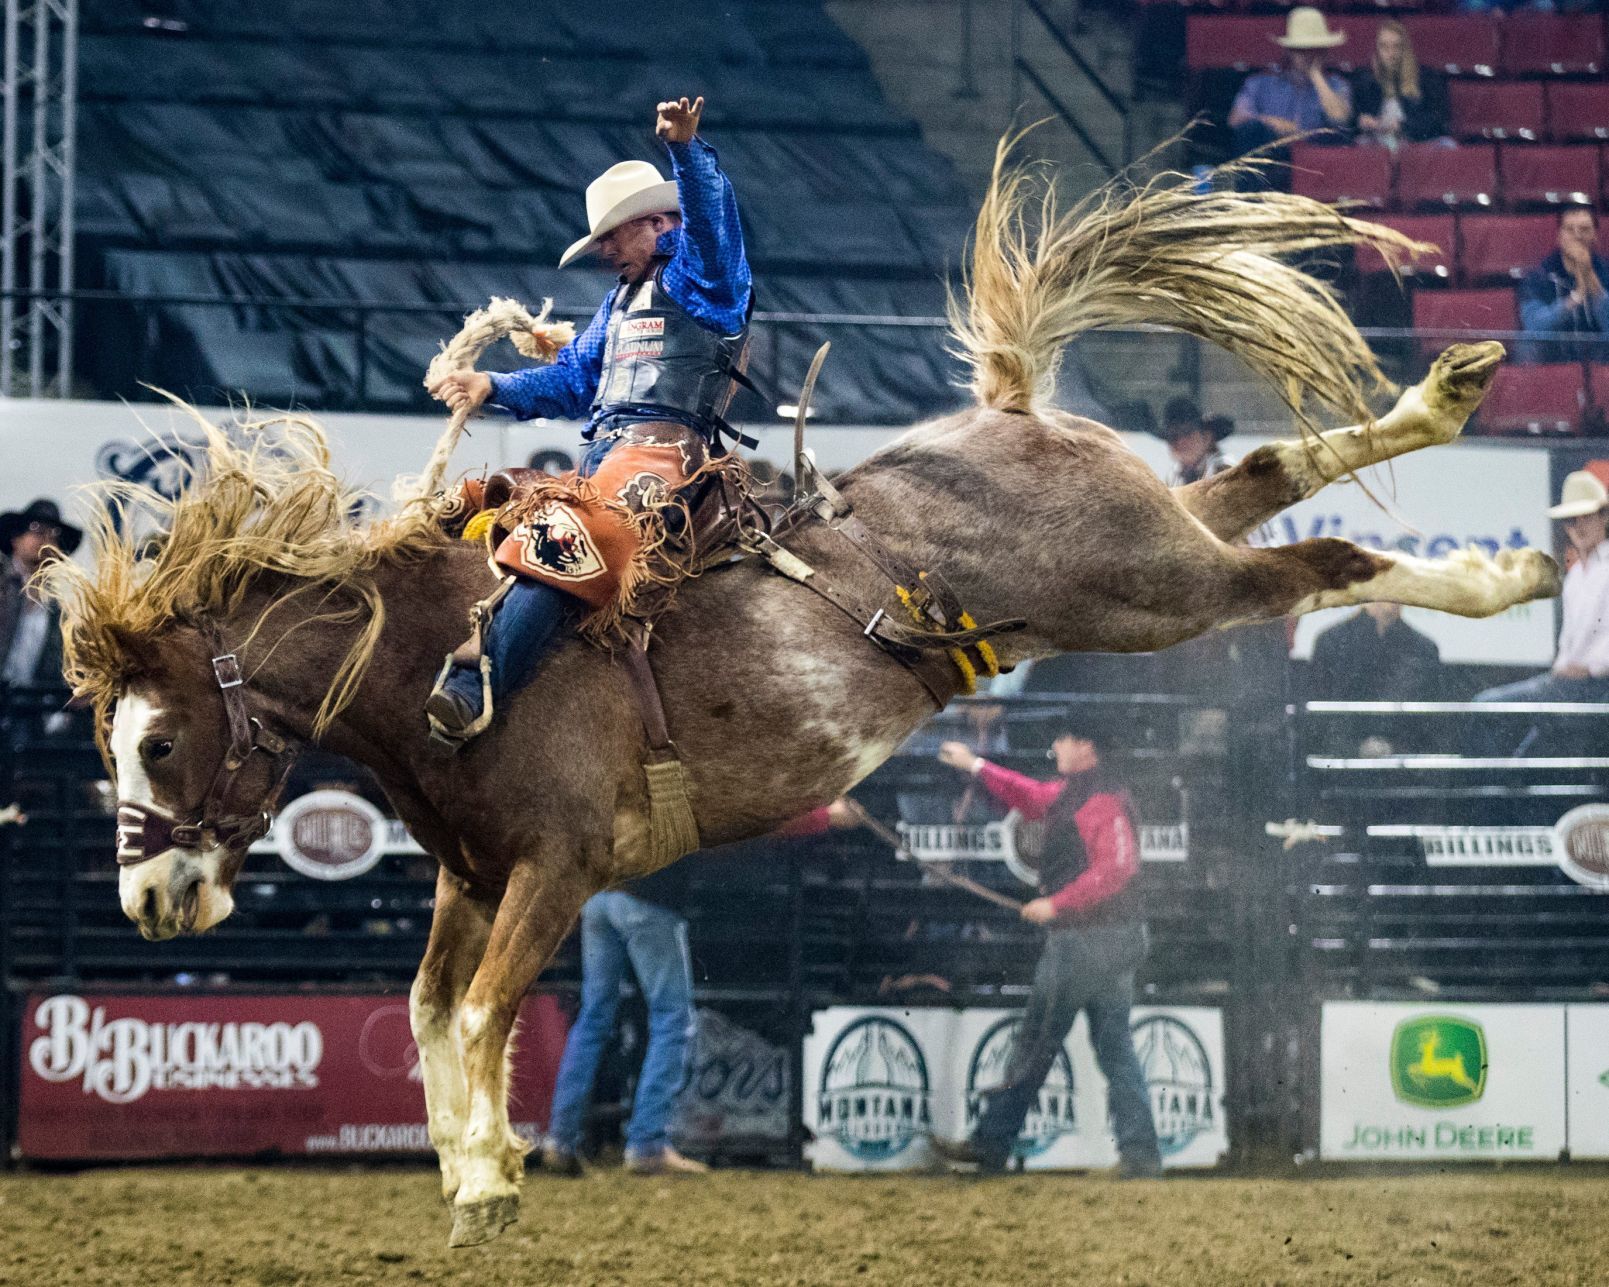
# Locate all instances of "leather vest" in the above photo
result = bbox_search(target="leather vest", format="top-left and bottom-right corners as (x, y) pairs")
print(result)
(1034, 777), (1144, 927)
(591, 262), (749, 431)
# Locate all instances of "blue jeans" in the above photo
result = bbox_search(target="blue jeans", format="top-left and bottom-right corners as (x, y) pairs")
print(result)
(546, 891), (697, 1158)
(972, 921), (1161, 1170)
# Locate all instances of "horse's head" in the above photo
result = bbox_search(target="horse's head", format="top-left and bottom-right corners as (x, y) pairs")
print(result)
(108, 625), (294, 941)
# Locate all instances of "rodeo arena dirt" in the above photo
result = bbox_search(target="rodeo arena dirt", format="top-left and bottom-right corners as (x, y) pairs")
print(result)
(5, 2), (1609, 1285)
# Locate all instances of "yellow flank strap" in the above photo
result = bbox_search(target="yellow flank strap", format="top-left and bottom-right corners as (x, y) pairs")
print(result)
(463, 509), (497, 545)
(893, 587), (999, 696)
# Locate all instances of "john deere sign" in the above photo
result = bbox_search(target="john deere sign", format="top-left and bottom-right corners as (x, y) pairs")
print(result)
(1320, 1003), (1565, 1161)
(1389, 1016), (1486, 1109)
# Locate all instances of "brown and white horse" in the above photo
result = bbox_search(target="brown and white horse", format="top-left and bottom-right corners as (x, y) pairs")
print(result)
(49, 147), (1557, 1246)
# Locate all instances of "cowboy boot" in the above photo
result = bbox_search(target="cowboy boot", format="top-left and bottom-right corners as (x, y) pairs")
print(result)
(425, 577), (571, 744)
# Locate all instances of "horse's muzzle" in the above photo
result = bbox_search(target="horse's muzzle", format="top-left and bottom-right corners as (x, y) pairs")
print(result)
(120, 849), (234, 940)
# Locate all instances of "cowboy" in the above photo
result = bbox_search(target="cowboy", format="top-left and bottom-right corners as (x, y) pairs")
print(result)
(1152, 396), (1236, 488)
(1477, 471), (1609, 705)
(928, 721), (1163, 1180)
(2, 498), (81, 689)
(424, 94), (752, 742)
(1227, 7), (1352, 189)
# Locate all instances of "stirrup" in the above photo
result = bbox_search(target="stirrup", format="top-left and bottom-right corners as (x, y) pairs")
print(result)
(425, 577), (513, 748)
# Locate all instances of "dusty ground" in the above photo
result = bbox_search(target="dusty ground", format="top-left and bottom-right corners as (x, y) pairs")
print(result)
(1, 1164), (1606, 1286)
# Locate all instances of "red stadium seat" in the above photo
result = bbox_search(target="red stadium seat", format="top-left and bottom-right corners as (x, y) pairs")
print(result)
(1499, 144), (1600, 209)
(1331, 16), (1385, 73)
(1476, 363), (1585, 436)
(1501, 16), (1605, 77)
(1412, 287), (1518, 335)
(1185, 16), (1287, 71)
(1449, 81), (1544, 143)
(1458, 214), (1559, 285)
(1402, 16), (1500, 77)
(1354, 213), (1454, 278)
(1397, 143), (1497, 210)
(1546, 83), (1609, 143)
(1590, 363), (1609, 414)
(1289, 144), (1393, 208)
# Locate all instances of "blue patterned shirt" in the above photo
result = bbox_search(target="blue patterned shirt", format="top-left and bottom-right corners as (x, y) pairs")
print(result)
(487, 137), (752, 428)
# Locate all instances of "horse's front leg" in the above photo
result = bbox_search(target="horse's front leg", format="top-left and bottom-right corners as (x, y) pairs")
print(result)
(449, 852), (594, 1248)
(409, 867), (497, 1206)
(1177, 341), (1504, 542)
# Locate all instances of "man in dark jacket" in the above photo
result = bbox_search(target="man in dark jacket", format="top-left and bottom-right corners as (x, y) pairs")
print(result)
(929, 723), (1163, 1179)
(1519, 208), (1609, 363)
(1308, 601), (1442, 703)
(2, 498), (79, 688)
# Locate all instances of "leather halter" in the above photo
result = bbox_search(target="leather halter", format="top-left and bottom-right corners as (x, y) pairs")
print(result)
(114, 629), (300, 867)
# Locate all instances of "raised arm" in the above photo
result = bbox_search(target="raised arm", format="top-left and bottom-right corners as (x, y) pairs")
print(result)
(656, 95), (752, 331)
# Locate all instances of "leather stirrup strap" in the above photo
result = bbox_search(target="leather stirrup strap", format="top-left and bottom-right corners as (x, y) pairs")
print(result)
(621, 628), (675, 757)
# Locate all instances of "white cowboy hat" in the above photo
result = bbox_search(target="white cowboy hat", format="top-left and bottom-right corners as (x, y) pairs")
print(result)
(1273, 7), (1347, 50)
(1548, 470), (1609, 519)
(557, 161), (680, 268)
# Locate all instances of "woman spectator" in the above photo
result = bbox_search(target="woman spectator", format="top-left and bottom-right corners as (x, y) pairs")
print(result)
(1351, 21), (1450, 150)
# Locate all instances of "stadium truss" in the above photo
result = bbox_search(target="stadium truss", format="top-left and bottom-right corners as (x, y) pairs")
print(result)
(1, 0), (76, 398)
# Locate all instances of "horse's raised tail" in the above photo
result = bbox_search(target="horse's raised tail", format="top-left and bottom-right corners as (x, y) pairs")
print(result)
(950, 133), (1427, 432)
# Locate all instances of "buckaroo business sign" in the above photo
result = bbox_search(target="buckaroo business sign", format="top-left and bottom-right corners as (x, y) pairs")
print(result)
(17, 992), (567, 1160)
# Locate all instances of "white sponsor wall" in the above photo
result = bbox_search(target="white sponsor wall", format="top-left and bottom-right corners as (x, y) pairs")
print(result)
(1247, 439), (1556, 666)
(1564, 1006), (1609, 1159)
(803, 1004), (1226, 1172)
(1320, 1002), (1567, 1161)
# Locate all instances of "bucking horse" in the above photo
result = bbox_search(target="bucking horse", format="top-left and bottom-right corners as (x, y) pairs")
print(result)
(48, 143), (1558, 1246)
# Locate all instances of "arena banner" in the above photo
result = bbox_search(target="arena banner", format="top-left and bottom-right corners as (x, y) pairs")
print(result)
(1564, 1006), (1609, 1159)
(671, 1008), (791, 1150)
(1319, 1002), (1567, 1161)
(16, 991), (566, 1161)
(803, 1004), (1226, 1172)
(1250, 439), (1557, 667)
(803, 1006), (955, 1172)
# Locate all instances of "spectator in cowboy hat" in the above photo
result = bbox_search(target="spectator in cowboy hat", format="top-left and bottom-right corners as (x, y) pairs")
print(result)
(1227, 7), (1352, 189)
(1477, 471), (1609, 705)
(1153, 396), (1237, 487)
(2, 498), (81, 688)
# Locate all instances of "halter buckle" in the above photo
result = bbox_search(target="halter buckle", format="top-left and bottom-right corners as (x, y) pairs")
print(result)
(212, 653), (244, 689)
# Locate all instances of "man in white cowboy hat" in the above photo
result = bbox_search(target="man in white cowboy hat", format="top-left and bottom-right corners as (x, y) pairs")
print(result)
(1227, 7), (1352, 188)
(1477, 470), (1609, 704)
(422, 95), (754, 742)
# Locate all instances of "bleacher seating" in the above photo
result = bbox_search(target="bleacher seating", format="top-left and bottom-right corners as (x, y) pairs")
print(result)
(1458, 214), (1559, 286)
(1450, 81), (1544, 143)
(1290, 143), (1392, 207)
(1499, 15), (1604, 78)
(1547, 83), (1609, 143)
(1476, 362), (1587, 436)
(1354, 213), (1454, 278)
(1397, 142), (1498, 210)
(72, 0), (974, 421)
(1499, 145), (1599, 210)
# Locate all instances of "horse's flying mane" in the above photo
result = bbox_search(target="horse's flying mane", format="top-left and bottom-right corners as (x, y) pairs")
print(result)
(47, 401), (448, 746)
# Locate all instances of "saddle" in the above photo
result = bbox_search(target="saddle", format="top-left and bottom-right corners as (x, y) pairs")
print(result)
(445, 346), (1023, 865)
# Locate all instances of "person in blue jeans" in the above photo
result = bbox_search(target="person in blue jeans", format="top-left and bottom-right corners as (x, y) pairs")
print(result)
(543, 883), (704, 1176)
(929, 724), (1164, 1179)
(542, 802), (852, 1175)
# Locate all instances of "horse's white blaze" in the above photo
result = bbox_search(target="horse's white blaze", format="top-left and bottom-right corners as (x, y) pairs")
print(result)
(110, 693), (235, 935)
(1291, 547), (1560, 619)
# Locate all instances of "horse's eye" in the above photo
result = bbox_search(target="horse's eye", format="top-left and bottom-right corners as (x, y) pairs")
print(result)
(143, 738), (174, 763)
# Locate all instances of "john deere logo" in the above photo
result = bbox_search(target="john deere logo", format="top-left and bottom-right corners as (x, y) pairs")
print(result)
(1390, 1016), (1487, 1109)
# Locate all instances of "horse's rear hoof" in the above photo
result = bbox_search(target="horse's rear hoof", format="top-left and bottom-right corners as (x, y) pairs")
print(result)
(448, 1192), (519, 1248)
